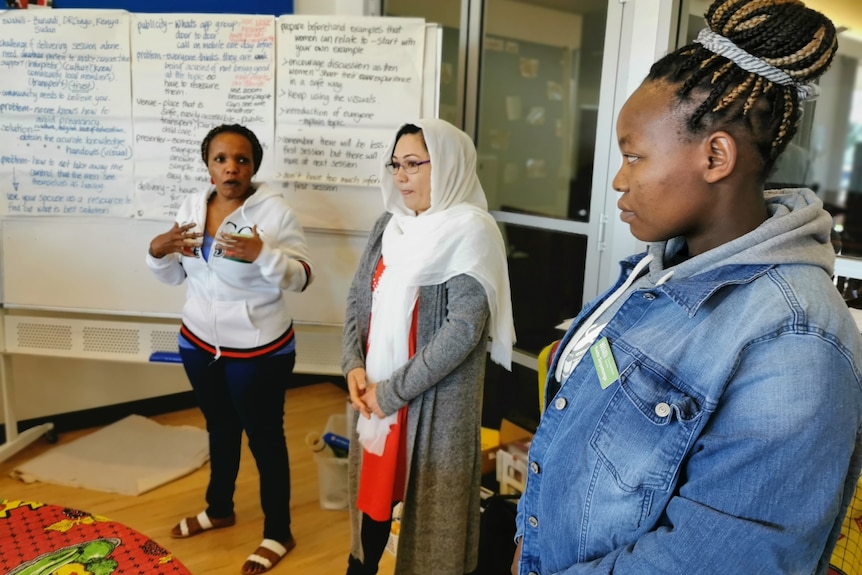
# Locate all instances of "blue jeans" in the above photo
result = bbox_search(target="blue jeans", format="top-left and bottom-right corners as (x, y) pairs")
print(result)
(180, 347), (295, 541)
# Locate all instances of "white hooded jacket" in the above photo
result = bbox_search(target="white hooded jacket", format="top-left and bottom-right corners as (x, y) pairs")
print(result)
(146, 182), (313, 353)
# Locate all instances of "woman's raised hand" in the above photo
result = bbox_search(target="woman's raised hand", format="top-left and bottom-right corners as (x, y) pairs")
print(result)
(149, 222), (202, 258)
(216, 225), (263, 262)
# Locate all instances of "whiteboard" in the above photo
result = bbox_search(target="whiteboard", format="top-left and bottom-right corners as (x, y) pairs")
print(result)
(279, 22), (442, 232)
(1, 217), (368, 322)
(0, 13), (441, 319)
(0, 12), (440, 232)
(2, 217), (182, 316)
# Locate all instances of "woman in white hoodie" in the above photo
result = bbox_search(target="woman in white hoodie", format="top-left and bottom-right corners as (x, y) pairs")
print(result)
(147, 124), (313, 575)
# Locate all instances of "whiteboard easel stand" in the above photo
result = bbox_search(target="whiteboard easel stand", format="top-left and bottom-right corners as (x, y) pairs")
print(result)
(0, 331), (56, 464)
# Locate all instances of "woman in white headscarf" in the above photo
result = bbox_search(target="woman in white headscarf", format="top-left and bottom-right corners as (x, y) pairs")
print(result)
(341, 119), (515, 575)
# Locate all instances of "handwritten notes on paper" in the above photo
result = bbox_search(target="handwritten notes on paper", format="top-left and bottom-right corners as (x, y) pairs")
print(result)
(131, 14), (276, 219)
(274, 16), (425, 188)
(0, 11), (430, 222)
(0, 10), (134, 217)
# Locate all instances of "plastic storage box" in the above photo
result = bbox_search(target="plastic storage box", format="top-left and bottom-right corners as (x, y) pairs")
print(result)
(314, 413), (350, 510)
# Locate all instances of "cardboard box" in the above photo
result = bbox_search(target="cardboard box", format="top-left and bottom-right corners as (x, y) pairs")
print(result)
(500, 419), (533, 444)
(481, 419), (533, 476)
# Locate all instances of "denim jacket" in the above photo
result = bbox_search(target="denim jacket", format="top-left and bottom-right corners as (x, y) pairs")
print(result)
(516, 189), (862, 574)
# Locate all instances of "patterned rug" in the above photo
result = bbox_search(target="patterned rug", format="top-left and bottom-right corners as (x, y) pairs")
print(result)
(830, 473), (862, 575)
(0, 499), (192, 575)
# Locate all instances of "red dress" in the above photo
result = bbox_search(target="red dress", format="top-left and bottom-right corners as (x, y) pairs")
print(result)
(356, 257), (417, 522)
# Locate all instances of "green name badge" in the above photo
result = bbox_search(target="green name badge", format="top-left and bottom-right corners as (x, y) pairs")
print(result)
(590, 337), (620, 389)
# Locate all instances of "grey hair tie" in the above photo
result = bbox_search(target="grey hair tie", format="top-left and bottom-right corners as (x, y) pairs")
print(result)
(694, 28), (820, 102)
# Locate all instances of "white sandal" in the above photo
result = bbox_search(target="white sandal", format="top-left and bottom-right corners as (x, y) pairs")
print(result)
(242, 538), (295, 574)
(171, 510), (235, 538)
(178, 511), (211, 536)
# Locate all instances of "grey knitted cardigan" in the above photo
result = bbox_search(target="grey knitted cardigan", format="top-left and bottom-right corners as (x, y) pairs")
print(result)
(342, 212), (491, 575)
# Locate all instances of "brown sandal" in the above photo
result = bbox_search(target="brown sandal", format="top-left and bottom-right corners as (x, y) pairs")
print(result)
(170, 511), (235, 538)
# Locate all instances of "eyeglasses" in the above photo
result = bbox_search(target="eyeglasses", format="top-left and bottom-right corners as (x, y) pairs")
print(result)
(385, 159), (430, 175)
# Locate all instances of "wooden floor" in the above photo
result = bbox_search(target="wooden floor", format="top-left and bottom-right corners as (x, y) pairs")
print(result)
(0, 382), (396, 575)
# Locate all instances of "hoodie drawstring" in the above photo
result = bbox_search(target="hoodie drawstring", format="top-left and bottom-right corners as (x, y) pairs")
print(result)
(555, 254), (655, 382)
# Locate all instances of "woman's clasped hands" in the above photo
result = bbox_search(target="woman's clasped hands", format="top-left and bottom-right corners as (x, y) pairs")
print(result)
(346, 367), (384, 419)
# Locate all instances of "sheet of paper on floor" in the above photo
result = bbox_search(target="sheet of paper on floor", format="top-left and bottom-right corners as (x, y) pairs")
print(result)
(11, 414), (209, 496)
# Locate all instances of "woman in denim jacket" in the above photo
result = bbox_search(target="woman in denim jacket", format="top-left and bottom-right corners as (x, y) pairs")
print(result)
(513, 1), (862, 573)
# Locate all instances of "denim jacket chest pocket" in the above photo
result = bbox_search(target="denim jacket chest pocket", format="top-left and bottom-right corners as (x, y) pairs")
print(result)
(590, 357), (703, 496)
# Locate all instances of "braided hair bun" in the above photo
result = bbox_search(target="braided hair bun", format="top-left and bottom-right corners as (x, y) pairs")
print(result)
(708, 0), (837, 85)
(647, 0), (837, 172)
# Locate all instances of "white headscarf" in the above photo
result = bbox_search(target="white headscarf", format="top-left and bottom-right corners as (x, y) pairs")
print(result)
(358, 119), (516, 454)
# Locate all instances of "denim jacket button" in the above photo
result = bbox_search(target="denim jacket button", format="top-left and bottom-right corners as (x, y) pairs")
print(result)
(554, 397), (567, 410)
(643, 292), (656, 300)
(528, 516), (539, 528)
(530, 461), (540, 474)
(654, 402), (670, 417)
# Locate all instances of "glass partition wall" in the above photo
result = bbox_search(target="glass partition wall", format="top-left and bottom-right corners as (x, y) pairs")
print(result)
(476, 0), (607, 355)
(825, 52), (862, 294)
